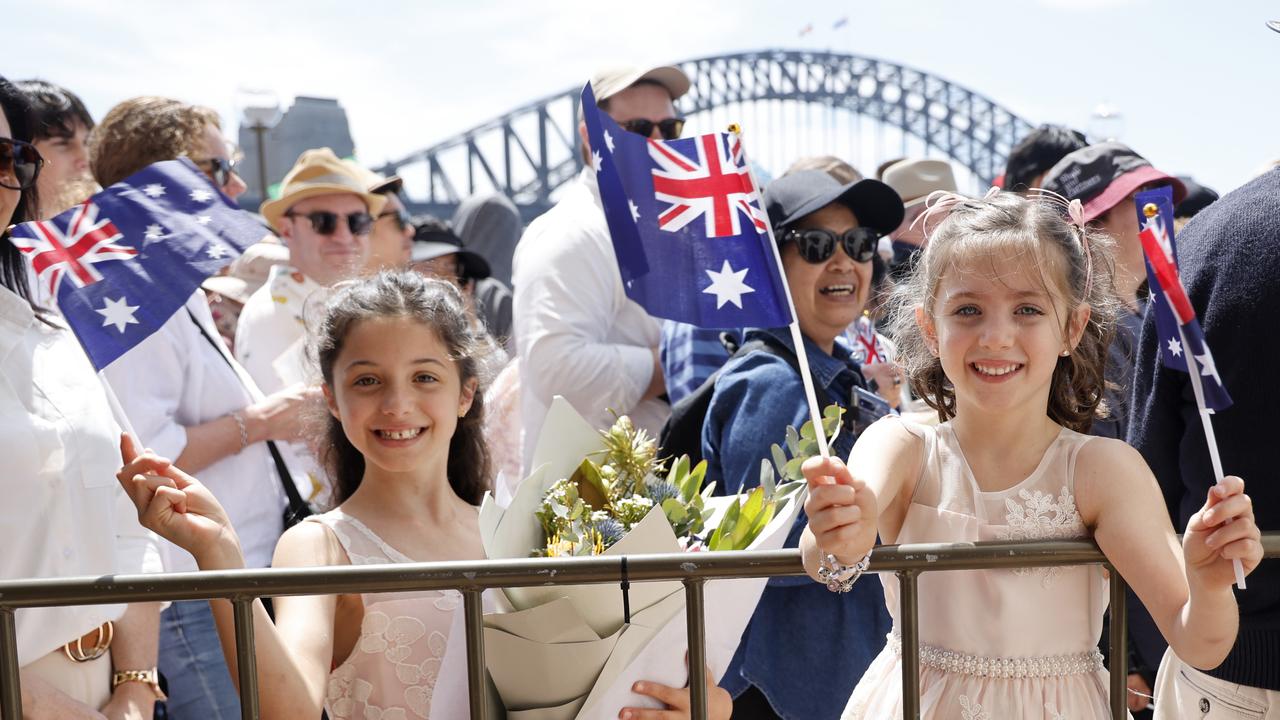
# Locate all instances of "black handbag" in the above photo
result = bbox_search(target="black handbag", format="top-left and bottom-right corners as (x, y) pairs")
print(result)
(187, 309), (315, 527)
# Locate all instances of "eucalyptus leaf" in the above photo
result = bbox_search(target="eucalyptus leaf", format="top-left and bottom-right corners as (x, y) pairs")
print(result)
(785, 426), (801, 456)
(759, 458), (776, 497)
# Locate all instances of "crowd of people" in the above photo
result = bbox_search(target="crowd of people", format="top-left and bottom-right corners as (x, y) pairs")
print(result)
(0, 56), (1274, 720)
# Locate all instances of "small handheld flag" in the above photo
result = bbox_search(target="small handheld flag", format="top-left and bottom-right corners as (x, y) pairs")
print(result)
(580, 83), (793, 331)
(9, 159), (262, 370)
(851, 314), (886, 365)
(1135, 186), (1243, 588)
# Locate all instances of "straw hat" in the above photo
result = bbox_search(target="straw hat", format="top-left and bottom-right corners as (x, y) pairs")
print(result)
(260, 148), (387, 230)
(344, 160), (404, 195)
(881, 159), (958, 208)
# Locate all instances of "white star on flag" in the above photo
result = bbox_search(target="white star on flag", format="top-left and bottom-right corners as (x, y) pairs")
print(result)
(629, 200), (640, 222)
(702, 260), (755, 309)
(1194, 351), (1222, 386)
(189, 188), (214, 202)
(1166, 338), (1183, 357)
(141, 184), (166, 198)
(206, 244), (229, 259)
(144, 224), (165, 240)
(604, 130), (615, 153)
(592, 150), (604, 173)
(97, 296), (140, 333)
(195, 215), (213, 225)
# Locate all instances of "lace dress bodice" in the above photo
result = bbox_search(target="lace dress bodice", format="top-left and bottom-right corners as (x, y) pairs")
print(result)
(843, 418), (1128, 720)
(306, 510), (461, 720)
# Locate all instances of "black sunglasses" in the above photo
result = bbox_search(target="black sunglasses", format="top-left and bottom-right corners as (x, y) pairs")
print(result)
(0, 137), (44, 191)
(192, 157), (239, 189)
(783, 227), (881, 264)
(620, 117), (685, 140)
(377, 207), (412, 232)
(284, 210), (374, 236)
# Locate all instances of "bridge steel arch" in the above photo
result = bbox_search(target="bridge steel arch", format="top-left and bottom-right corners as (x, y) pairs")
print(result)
(380, 49), (1035, 222)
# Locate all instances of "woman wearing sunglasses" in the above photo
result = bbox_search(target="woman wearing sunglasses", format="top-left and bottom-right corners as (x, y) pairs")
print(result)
(85, 97), (316, 720)
(698, 169), (905, 720)
(0, 76), (168, 719)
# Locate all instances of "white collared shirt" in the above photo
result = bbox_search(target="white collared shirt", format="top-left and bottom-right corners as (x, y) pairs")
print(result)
(512, 168), (666, 472)
(0, 287), (163, 665)
(103, 292), (286, 572)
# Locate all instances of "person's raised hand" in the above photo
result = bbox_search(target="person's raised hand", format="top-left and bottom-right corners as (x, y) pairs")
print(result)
(802, 455), (877, 565)
(617, 665), (731, 720)
(1183, 475), (1262, 588)
(116, 433), (243, 569)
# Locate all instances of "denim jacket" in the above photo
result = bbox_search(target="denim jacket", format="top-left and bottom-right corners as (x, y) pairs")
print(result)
(701, 327), (892, 720)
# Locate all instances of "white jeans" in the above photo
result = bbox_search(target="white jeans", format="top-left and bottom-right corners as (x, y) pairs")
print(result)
(1155, 649), (1280, 719)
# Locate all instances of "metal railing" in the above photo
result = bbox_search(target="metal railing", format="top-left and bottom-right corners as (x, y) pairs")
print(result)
(1, 534), (1276, 720)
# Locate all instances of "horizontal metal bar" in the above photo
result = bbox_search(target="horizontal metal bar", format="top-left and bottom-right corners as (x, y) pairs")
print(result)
(0, 535), (1275, 609)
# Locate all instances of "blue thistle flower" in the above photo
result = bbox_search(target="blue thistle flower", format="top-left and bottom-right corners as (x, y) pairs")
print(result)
(644, 480), (680, 506)
(592, 515), (625, 547)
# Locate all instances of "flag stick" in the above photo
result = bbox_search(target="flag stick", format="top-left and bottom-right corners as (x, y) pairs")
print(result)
(1176, 323), (1247, 589)
(97, 371), (139, 443)
(730, 124), (830, 458)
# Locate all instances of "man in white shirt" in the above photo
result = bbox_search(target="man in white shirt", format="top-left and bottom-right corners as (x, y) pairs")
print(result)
(512, 65), (690, 470)
(235, 148), (386, 397)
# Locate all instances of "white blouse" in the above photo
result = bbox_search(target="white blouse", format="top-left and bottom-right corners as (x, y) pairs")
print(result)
(0, 286), (162, 666)
(103, 292), (288, 572)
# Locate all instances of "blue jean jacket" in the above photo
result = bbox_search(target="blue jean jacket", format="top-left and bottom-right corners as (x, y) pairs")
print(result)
(701, 327), (892, 720)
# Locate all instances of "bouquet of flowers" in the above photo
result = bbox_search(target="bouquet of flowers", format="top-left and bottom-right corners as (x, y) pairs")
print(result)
(430, 397), (841, 719)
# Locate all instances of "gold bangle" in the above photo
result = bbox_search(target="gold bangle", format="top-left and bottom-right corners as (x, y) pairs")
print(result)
(112, 668), (166, 700)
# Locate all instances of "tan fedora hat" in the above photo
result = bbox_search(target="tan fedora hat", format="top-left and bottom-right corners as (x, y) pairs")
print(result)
(260, 148), (387, 230)
(590, 64), (691, 103)
(882, 159), (959, 208)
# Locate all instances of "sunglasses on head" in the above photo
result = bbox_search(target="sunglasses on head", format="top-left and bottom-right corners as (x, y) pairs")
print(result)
(377, 207), (412, 232)
(783, 226), (881, 264)
(620, 117), (686, 140)
(0, 137), (44, 191)
(284, 210), (374, 236)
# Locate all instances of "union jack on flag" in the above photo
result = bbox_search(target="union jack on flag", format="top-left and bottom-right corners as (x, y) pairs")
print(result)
(650, 133), (768, 238)
(8, 159), (263, 370)
(10, 200), (138, 299)
(581, 82), (792, 330)
(850, 315), (886, 365)
(1134, 186), (1232, 412)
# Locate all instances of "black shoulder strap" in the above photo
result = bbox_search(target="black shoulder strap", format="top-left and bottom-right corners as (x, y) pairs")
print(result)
(185, 308), (308, 513)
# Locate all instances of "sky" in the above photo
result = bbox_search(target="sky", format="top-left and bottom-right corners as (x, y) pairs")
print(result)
(11, 0), (1280, 197)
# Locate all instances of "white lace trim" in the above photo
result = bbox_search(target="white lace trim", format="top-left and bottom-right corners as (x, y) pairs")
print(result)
(889, 631), (1104, 679)
(994, 486), (1085, 587)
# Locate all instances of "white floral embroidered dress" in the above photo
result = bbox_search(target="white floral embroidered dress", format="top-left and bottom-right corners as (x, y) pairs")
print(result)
(306, 510), (461, 720)
(843, 419), (1130, 720)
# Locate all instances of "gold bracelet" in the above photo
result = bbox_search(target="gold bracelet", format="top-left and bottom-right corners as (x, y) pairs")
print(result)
(112, 668), (166, 700)
(230, 410), (249, 450)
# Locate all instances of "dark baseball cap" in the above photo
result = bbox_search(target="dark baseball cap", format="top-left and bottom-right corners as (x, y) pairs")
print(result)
(410, 217), (491, 280)
(1174, 177), (1219, 218)
(764, 169), (904, 237)
(1040, 142), (1187, 223)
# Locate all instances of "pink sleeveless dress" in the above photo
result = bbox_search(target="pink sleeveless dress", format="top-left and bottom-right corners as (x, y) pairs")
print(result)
(844, 419), (1129, 720)
(306, 510), (462, 720)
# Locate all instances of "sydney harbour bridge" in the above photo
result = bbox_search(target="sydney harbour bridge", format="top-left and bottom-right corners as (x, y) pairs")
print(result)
(375, 49), (1035, 222)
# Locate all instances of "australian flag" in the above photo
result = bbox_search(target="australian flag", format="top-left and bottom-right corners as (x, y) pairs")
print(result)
(1134, 186), (1232, 412)
(581, 83), (792, 330)
(9, 159), (261, 369)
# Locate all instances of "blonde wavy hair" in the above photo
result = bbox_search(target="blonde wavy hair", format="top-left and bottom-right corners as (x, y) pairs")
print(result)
(89, 96), (221, 187)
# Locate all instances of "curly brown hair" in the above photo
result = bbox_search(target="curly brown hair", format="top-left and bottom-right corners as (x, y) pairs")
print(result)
(887, 191), (1121, 432)
(88, 97), (220, 187)
(310, 271), (499, 507)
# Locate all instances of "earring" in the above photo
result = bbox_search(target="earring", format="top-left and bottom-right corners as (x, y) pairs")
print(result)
(1060, 349), (1071, 357)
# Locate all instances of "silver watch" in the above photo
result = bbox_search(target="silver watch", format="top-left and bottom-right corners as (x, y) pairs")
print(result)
(817, 551), (872, 593)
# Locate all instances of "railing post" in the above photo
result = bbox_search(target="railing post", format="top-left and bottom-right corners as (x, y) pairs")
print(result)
(684, 578), (709, 720)
(463, 589), (489, 720)
(898, 570), (921, 720)
(0, 607), (22, 719)
(1108, 566), (1129, 720)
(231, 598), (260, 720)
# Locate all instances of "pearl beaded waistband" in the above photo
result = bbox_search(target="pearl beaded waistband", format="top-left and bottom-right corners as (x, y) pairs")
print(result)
(889, 631), (1105, 679)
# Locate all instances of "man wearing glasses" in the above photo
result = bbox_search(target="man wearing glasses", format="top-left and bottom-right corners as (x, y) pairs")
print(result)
(512, 64), (690, 472)
(235, 147), (386, 398)
(347, 161), (414, 273)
